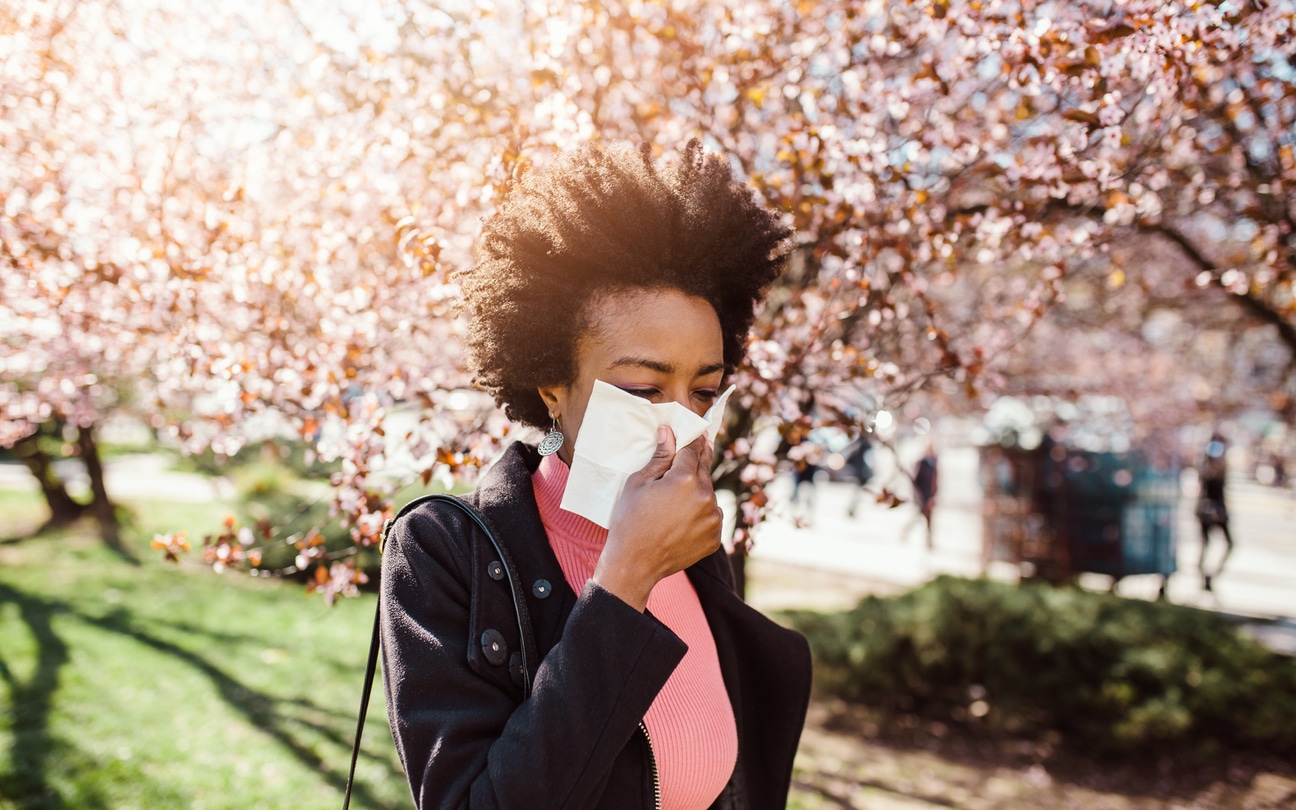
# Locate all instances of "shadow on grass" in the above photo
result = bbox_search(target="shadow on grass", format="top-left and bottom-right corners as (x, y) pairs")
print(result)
(0, 583), (402, 810)
(0, 521), (59, 546)
(0, 515), (139, 568)
(147, 615), (291, 648)
(0, 583), (110, 810)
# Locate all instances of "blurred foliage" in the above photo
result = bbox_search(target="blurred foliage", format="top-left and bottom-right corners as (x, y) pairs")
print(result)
(223, 457), (375, 582)
(174, 439), (341, 480)
(783, 576), (1296, 758)
(214, 452), (458, 585)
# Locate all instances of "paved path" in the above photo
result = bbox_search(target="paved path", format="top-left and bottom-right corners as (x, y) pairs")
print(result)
(749, 446), (1296, 649)
(0, 454), (235, 502)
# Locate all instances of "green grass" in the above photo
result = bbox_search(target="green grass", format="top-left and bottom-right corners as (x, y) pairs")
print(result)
(0, 491), (409, 810)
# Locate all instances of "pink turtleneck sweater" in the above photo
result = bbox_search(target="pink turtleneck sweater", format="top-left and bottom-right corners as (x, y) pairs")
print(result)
(531, 453), (739, 810)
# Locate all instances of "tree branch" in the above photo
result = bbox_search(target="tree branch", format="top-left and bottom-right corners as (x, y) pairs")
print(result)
(1153, 223), (1296, 356)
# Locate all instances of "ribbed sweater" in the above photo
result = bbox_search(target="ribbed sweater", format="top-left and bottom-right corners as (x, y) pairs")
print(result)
(531, 454), (739, 810)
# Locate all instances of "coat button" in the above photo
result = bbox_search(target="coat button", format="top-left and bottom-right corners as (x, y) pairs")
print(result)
(487, 560), (505, 581)
(481, 629), (507, 665)
(532, 578), (552, 599)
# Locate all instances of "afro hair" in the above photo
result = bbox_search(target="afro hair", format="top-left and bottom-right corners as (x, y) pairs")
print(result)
(456, 139), (792, 428)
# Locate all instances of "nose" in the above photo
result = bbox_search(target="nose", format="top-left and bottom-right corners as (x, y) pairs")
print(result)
(666, 385), (707, 417)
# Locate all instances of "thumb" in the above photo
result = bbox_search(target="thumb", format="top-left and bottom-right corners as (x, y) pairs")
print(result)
(637, 425), (676, 481)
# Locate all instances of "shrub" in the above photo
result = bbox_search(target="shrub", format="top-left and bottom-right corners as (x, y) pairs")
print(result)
(782, 576), (1296, 757)
(229, 459), (375, 581)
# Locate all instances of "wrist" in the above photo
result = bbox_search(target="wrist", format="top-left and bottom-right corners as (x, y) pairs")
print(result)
(591, 555), (655, 613)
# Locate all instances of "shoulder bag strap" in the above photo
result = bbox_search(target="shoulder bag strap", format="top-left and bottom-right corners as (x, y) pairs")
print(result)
(343, 603), (382, 810)
(342, 493), (452, 810)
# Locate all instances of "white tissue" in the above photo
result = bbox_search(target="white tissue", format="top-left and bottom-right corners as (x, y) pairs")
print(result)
(559, 380), (734, 528)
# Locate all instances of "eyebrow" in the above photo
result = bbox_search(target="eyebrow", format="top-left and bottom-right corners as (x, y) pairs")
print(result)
(608, 356), (726, 377)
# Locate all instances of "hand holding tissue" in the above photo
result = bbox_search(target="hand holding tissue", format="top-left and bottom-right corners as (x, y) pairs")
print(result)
(559, 380), (735, 528)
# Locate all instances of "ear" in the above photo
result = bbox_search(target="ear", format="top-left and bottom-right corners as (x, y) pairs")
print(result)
(536, 386), (567, 421)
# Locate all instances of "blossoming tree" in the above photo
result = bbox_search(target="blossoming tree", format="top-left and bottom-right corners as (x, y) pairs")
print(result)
(3, 0), (1291, 598)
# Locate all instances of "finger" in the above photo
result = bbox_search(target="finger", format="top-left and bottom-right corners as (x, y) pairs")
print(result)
(696, 434), (716, 476)
(669, 433), (706, 476)
(637, 425), (676, 481)
(707, 506), (725, 547)
(680, 434), (715, 480)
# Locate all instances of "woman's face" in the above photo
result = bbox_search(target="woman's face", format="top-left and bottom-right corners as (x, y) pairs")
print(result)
(538, 288), (725, 464)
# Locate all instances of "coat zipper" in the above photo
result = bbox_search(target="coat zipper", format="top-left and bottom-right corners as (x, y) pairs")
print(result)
(639, 721), (661, 810)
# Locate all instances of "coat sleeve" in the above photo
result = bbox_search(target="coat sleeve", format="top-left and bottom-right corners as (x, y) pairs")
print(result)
(380, 509), (687, 809)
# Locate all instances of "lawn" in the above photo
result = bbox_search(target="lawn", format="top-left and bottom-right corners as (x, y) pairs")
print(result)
(0, 491), (409, 810)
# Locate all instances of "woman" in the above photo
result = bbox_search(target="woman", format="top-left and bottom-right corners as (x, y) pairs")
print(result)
(1196, 431), (1233, 592)
(380, 140), (812, 809)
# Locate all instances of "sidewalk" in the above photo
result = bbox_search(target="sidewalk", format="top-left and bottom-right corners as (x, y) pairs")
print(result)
(749, 447), (1296, 651)
(0, 454), (234, 502)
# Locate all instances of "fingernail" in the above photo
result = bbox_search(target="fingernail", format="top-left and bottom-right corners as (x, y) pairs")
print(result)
(657, 425), (669, 444)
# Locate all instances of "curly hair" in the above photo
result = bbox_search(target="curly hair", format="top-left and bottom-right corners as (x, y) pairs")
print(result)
(456, 139), (792, 428)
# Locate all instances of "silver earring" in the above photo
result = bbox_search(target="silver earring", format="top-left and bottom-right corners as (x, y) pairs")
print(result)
(538, 417), (564, 456)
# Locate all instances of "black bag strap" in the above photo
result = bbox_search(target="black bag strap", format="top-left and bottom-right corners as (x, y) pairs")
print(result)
(342, 493), (531, 809)
(343, 604), (382, 810)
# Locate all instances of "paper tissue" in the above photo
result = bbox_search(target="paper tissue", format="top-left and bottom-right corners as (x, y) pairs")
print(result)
(559, 379), (734, 528)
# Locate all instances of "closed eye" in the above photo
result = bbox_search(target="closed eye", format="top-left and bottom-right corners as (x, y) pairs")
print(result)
(620, 387), (659, 400)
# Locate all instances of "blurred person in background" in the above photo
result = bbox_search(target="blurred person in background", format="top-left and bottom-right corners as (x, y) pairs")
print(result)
(1196, 431), (1233, 592)
(905, 443), (939, 549)
(787, 422), (824, 528)
(844, 433), (875, 518)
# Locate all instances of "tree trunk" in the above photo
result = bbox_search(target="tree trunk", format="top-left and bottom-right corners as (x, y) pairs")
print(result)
(76, 424), (130, 559)
(714, 483), (751, 602)
(13, 427), (85, 529)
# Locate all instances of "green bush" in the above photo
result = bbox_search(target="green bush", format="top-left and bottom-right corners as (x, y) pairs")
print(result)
(782, 576), (1296, 757)
(214, 457), (456, 585)
(228, 460), (377, 581)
